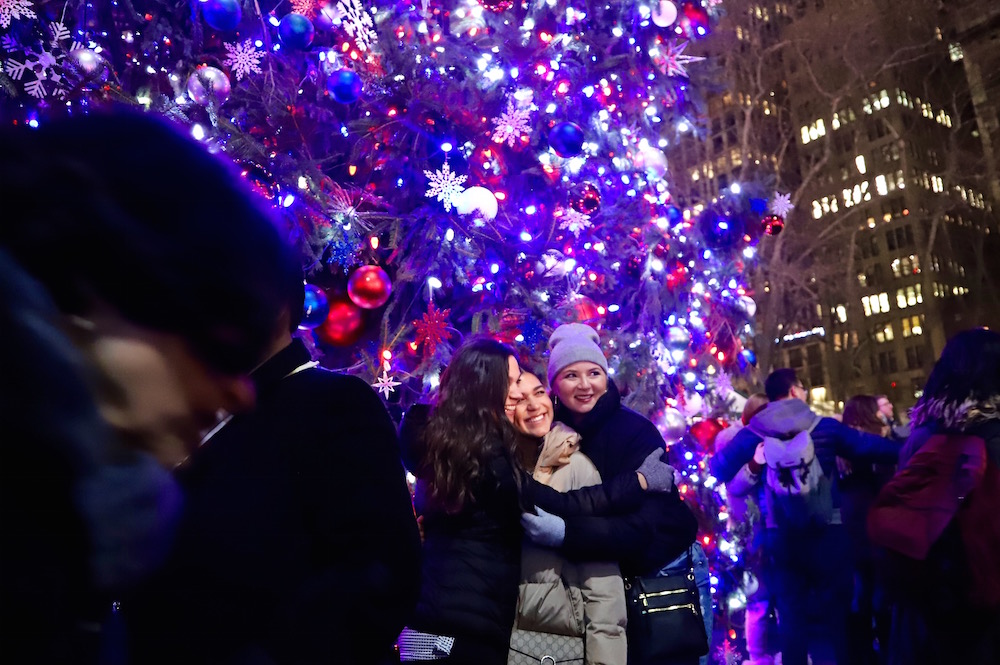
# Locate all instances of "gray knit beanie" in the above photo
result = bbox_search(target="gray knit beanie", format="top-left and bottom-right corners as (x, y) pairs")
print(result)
(547, 323), (609, 386)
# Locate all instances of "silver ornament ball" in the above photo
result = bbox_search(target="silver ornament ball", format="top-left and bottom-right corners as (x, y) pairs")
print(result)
(67, 48), (108, 84)
(187, 66), (231, 106)
(662, 407), (687, 444)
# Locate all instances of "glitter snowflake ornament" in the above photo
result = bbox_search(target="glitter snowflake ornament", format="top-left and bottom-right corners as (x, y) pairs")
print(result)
(0, 0), (36, 29)
(372, 370), (401, 398)
(336, 0), (378, 53)
(657, 40), (705, 78)
(223, 39), (263, 80)
(414, 303), (452, 357)
(770, 191), (794, 217)
(291, 0), (317, 18)
(556, 207), (592, 236)
(492, 94), (534, 147)
(424, 162), (467, 211)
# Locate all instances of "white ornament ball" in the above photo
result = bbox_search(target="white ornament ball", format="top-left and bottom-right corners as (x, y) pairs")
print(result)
(737, 295), (757, 318)
(651, 0), (678, 28)
(186, 66), (232, 106)
(635, 145), (669, 181)
(535, 249), (571, 278)
(454, 186), (498, 221)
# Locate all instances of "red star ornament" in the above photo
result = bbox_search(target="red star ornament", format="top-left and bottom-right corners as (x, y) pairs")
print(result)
(413, 303), (452, 357)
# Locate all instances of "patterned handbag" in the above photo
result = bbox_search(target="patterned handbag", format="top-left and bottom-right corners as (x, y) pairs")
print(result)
(507, 628), (585, 665)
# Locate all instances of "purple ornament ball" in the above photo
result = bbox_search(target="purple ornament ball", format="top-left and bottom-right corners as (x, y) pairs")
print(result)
(548, 121), (585, 158)
(300, 284), (330, 329)
(327, 69), (363, 104)
(202, 0), (242, 31)
(278, 13), (315, 50)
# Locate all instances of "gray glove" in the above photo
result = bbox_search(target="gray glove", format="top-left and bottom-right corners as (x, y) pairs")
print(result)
(637, 448), (676, 492)
(520, 506), (566, 548)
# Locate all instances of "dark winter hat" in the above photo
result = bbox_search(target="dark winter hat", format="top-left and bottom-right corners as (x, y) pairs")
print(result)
(547, 323), (609, 386)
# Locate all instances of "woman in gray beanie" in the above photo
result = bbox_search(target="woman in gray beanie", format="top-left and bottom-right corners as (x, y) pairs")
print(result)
(521, 323), (701, 665)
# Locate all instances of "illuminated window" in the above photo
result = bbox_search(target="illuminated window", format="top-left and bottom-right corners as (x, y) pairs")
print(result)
(901, 315), (922, 337)
(862, 292), (890, 316)
(875, 323), (894, 343)
(855, 155), (867, 174)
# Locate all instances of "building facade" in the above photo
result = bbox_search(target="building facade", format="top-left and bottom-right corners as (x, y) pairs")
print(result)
(670, 0), (999, 413)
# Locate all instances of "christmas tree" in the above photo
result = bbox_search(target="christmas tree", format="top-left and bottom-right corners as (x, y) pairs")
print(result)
(2, 0), (760, 655)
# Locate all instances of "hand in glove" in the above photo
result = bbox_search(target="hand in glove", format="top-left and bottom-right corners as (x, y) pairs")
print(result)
(520, 506), (566, 548)
(636, 448), (676, 492)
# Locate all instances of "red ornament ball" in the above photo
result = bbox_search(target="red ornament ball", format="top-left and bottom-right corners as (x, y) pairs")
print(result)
(764, 214), (784, 236)
(571, 182), (602, 215)
(316, 298), (363, 347)
(689, 418), (726, 452)
(563, 294), (601, 324)
(480, 0), (514, 12)
(347, 265), (392, 309)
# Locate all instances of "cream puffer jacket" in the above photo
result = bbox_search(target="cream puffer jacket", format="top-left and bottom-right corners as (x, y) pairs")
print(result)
(513, 424), (627, 665)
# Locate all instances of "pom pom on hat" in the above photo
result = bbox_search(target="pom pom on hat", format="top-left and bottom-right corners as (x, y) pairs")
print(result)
(547, 323), (609, 386)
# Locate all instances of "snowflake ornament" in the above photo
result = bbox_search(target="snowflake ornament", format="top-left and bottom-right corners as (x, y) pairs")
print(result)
(223, 39), (263, 81)
(372, 370), (401, 398)
(658, 40), (705, 78)
(770, 191), (794, 217)
(414, 303), (452, 357)
(0, 0), (36, 29)
(713, 371), (734, 398)
(424, 162), (467, 211)
(556, 207), (592, 236)
(3, 21), (80, 99)
(336, 0), (378, 53)
(492, 95), (533, 147)
(291, 0), (317, 18)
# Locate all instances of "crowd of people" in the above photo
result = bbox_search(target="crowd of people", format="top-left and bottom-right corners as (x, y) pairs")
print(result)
(1, 108), (998, 665)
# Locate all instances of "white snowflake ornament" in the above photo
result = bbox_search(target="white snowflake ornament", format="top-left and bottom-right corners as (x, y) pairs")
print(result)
(223, 39), (263, 81)
(556, 207), (592, 236)
(492, 96), (533, 147)
(0, 0), (36, 29)
(770, 191), (794, 217)
(372, 370), (401, 398)
(424, 162), (467, 211)
(3, 21), (80, 99)
(336, 0), (378, 53)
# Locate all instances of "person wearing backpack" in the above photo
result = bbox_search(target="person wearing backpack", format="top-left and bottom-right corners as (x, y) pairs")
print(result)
(867, 328), (1000, 665)
(709, 369), (901, 665)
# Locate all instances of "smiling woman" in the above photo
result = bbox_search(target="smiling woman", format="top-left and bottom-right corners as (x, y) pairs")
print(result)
(540, 323), (700, 665)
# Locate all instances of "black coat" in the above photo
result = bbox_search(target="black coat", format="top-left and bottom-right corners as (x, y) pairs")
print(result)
(555, 380), (698, 577)
(128, 339), (421, 665)
(401, 419), (643, 660)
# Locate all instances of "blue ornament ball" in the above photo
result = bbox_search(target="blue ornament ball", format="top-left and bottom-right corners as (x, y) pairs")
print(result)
(301, 284), (330, 329)
(327, 69), (363, 104)
(278, 13), (315, 50)
(665, 205), (683, 224)
(738, 348), (757, 370)
(202, 0), (242, 31)
(548, 121), (585, 158)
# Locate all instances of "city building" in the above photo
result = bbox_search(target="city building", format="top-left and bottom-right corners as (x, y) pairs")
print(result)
(670, 0), (1000, 413)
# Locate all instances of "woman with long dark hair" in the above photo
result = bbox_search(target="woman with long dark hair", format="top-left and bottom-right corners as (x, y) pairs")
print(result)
(399, 337), (672, 664)
(870, 328), (1000, 664)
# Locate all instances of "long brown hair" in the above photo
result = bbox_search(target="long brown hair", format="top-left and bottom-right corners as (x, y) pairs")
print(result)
(420, 336), (520, 513)
(842, 395), (886, 435)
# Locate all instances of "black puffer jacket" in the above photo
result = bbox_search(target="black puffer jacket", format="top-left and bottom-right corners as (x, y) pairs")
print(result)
(555, 380), (698, 577)
(401, 417), (643, 652)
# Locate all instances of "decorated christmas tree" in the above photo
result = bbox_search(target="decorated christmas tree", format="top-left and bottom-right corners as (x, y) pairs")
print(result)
(2, 0), (760, 656)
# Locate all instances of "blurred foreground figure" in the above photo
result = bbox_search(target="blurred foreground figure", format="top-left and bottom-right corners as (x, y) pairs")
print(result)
(0, 108), (298, 664)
